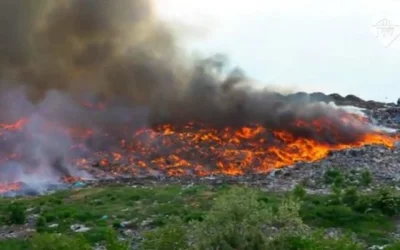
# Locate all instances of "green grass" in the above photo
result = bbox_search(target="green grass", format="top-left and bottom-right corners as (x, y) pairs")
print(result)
(1, 181), (400, 249)
(0, 239), (30, 250)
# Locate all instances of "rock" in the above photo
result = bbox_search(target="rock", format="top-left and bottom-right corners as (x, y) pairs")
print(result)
(48, 224), (58, 228)
(70, 224), (90, 233)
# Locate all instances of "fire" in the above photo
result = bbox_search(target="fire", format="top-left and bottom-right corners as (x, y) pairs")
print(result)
(0, 182), (22, 193)
(0, 108), (399, 194)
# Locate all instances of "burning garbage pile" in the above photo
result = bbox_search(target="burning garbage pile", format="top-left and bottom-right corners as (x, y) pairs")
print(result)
(0, 0), (399, 196)
(0, 90), (398, 196)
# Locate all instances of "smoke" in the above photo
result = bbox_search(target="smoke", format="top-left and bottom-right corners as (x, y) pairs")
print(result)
(0, 0), (392, 192)
(0, 0), (184, 103)
(0, 0), (356, 129)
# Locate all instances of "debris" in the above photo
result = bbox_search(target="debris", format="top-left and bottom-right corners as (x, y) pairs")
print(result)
(73, 181), (86, 188)
(140, 218), (153, 228)
(70, 224), (90, 233)
(120, 220), (133, 228)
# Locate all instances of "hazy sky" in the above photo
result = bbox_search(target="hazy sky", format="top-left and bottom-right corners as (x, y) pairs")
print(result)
(155, 0), (400, 102)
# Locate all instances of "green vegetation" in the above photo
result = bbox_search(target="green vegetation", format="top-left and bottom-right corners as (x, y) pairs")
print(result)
(323, 168), (373, 188)
(1, 169), (400, 249)
(6, 202), (26, 225)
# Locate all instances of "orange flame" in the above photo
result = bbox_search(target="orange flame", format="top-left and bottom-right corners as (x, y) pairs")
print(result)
(0, 183), (22, 193)
(0, 110), (398, 189)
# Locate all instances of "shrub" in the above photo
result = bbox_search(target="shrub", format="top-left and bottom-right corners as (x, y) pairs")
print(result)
(353, 188), (400, 216)
(268, 231), (363, 250)
(104, 229), (129, 250)
(0, 239), (30, 250)
(7, 203), (26, 225)
(293, 184), (306, 199)
(360, 170), (373, 186)
(190, 187), (307, 250)
(385, 241), (400, 250)
(190, 187), (270, 250)
(342, 187), (359, 207)
(30, 233), (91, 250)
(141, 218), (188, 250)
(375, 188), (400, 216)
(112, 220), (122, 229)
(36, 216), (47, 232)
(324, 168), (344, 186)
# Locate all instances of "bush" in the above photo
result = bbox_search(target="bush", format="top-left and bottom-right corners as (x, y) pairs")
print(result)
(293, 184), (306, 199)
(385, 241), (400, 250)
(190, 187), (308, 250)
(301, 204), (358, 228)
(0, 239), (30, 250)
(36, 216), (47, 232)
(7, 203), (26, 225)
(269, 232), (363, 250)
(324, 169), (344, 186)
(104, 229), (129, 250)
(375, 188), (400, 216)
(141, 218), (188, 250)
(30, 233), (92, 250)
(190, 187), (271, 250)
(360, 170), (373, 186)
(353, 188), (400, 216)
(342, 187), (359, 207)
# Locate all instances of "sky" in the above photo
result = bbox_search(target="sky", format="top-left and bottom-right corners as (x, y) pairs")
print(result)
(155, 0), (400, 102)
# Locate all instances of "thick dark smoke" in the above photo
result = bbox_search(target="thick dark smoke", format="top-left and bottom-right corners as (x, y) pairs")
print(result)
(0, 0), (363, 133)
(0, 0), (182, 103)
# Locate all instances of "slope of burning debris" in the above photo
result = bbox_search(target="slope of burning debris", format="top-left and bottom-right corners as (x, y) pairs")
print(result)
(0, 91), (399, 197)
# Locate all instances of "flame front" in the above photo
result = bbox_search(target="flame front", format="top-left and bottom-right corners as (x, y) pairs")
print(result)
(0, 109), (399, 194)
(0, 182), (22, 193)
